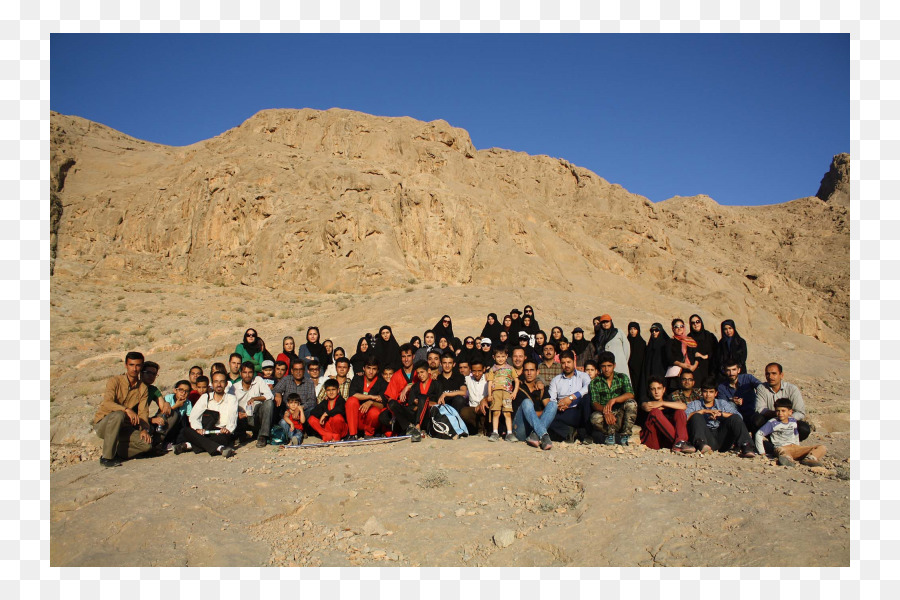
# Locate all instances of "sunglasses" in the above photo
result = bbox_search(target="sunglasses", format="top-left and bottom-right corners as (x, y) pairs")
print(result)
(650, 329), (660, 333)
(690, 320), (701, 325)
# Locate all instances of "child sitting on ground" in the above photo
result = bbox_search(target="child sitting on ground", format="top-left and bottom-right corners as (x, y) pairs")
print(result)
(486, 347), (520, 442)
(754, 398), (827, 467)
(279, 393), (305, 445)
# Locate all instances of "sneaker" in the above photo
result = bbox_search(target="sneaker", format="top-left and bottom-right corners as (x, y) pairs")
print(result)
(618, 435), (630, 446)
(777, 454), (795, 467)
(540, 434), (553, 451)
(411, 428), (422, 443)
(99, 457), (121, 468)
(581, 433), (594, 445)
(673, 441), (696, 454)
(256, 436), (268, 448)
(346, 435), (359, 442)
(526, 432), (541, 448)
(739, 444), (756, 459)
(165, 443), (175, 452)
(504, 433), (516, 442)
(221, 447), (236, 458)
(173, 443), (189, 455)
(800, 456), (821, 467)
(488, 431), (500, 442)
(604, 434), (616, 446)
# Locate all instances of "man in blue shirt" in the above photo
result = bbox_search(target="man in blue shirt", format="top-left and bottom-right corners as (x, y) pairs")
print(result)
(687, 377), (755, 457)
(716, 359), (762, 425)
(546, 350), (593, 442)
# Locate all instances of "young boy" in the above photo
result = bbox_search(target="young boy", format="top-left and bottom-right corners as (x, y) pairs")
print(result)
(306, 379), (348, 442)
(408, 362), (440, 435)
(486, 347), (520, 442)
(754, 398), (827, 467)
(279, 393), (305, 445)
(260, 360), (276, 389)
(381, 366), (395, 385)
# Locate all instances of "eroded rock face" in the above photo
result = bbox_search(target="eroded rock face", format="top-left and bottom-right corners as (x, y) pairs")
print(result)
(816, 152), (850, 206)
(49, 108), (849, 346)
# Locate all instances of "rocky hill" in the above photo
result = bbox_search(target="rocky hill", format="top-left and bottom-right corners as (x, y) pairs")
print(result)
(50, 108), (849, 347)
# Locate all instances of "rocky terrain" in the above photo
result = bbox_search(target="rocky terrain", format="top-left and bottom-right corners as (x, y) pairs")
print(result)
(50, 108), (850, 567)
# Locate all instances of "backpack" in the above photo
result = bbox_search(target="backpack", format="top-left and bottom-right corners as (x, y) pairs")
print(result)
(425, 404), (468, 440)
(269, 424), (288, 445)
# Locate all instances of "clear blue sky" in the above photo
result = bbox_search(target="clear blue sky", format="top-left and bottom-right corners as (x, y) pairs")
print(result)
(51, 34), (848, 206)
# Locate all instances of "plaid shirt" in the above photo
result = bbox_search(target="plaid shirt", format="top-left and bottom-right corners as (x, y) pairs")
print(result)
(272, 375), (317, 413)
(538, 361), (562, 386)
(588, 372), (634, 407)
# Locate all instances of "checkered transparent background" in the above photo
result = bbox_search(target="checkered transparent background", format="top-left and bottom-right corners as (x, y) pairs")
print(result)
(7, 0), (887, 596)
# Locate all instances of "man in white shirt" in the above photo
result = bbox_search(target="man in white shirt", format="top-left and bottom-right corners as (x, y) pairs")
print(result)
(230, 361), (275, 447)
(176, 371), (238, 458)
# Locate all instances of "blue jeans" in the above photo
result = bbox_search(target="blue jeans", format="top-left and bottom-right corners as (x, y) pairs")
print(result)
(512, 398), (558, 440)
(279, 418), (303, 445)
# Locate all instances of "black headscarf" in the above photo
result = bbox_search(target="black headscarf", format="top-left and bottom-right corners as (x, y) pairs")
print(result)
(717, 319), (748, 375)
(373, 325), (402, 371)
(299, 327), (329, 367)
(480, 313), (503, 344)
(349, 336), (374, 374)
(592, 317), (619, 352)
(643, 322), (671, 382)
(549, 327), (564, 352)
(688, 314), (719, 382)
(570, 330), (590, 355)
(627, 322), (647, 395)
(523, 305), (540, 331)
(457, 336), (478, 365)
(521, 315), (540, 335)
(240, 328), (262, 355)
(432, 315), (455, 343)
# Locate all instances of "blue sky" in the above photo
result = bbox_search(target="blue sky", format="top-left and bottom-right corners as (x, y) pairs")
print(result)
(51, 34), (848, 206)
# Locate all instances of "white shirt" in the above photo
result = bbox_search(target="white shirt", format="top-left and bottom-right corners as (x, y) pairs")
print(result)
(464, 374), (489, 408)
(189, 392), (239, 432)
(227, 375), (274, 414)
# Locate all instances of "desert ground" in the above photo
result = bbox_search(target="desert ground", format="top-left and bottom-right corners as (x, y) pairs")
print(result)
(50, 278), (850, 567)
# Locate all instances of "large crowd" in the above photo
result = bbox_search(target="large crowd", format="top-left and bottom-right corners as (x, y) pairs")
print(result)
(91, 306), (826, 469)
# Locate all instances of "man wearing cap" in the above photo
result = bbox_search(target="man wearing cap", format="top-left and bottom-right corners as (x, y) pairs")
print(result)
(231, 360), (275, 447)
(591, 314), (631, 383)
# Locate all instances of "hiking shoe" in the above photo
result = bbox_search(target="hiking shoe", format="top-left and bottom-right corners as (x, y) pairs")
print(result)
(488, 431), (500, 442)
(618, 435), (630, 446)
(504, 433), (516, 442)
(173, 443), (189, 455)
(777, 455), (795, 467)
(255, 436), (268, 448)
(526, 432), (541, 448)
(739, 444), (756, 459)
(411, 428), (422, 443)
(221, 447), (236, 458)
(800, 456), (821, 467)
(604, 435), (616, 446)
(540, 434), (553, 451)
(99, 457), (121, 468)
(673, 441), (696, 454)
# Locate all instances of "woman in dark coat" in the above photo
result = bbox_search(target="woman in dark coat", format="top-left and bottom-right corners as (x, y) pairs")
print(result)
(627, 322), (646, 398)
(687, 314), (718, 383)
(349, 336), (374, 374)
(373, 325), (402, 371)
(717, 319), (748, 377)
(480, 313), (503, 345)
(432, 315), (455, 345)
(642, 323), (671, 397)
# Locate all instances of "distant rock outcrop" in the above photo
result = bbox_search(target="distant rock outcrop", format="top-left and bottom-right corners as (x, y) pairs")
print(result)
(816, 152), (850, 206)
(49, 108), (849, 346)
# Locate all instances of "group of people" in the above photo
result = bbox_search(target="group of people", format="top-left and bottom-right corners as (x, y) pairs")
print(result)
(91, 307), (826, 470)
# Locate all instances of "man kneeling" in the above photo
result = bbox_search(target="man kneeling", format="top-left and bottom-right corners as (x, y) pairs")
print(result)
(686, 378), (755, 458)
